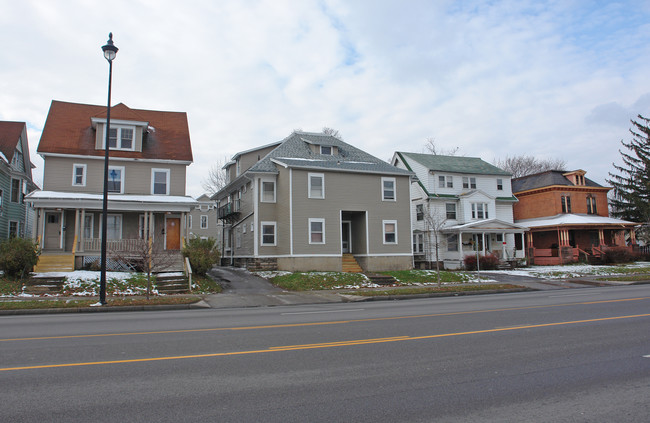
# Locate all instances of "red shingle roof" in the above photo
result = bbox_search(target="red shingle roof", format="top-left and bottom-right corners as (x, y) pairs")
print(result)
(0, 121), (26, 163)
(37, 100), (193, 162)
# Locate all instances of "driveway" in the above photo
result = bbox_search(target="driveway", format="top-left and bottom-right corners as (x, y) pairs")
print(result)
(204, 267), (349, 308)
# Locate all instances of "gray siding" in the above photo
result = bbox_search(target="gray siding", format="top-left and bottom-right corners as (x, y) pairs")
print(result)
(42, 156), (187, 195)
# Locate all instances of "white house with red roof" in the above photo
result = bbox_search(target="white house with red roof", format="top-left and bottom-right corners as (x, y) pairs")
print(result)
(26, 100), (196, 272)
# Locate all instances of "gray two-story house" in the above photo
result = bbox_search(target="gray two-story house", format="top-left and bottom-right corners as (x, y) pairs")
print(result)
(214, 131), (415, 272)
(0, 121), (38, 239)
(26, 100), (196, 272)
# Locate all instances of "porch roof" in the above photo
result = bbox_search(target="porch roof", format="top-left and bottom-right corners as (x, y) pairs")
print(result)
(25, 190), (197, 212)
(442, 218), (528, 233)
(516, 213), (637, 230)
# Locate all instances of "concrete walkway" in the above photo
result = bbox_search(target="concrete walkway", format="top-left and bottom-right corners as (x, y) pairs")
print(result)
(205, 267), (356, 308)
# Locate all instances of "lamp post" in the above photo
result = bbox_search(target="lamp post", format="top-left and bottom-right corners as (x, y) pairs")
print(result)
(99, 33), (118, 305)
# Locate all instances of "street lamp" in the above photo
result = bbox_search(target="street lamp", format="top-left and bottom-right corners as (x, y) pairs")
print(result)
(99, 33), (118, 305)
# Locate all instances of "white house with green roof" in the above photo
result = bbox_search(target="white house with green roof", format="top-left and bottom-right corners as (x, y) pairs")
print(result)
(392, 152), (527, 269)
(214, 131), (415, 272)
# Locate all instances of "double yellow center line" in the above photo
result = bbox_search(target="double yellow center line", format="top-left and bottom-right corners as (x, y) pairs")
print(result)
(2, 312), (648, 372)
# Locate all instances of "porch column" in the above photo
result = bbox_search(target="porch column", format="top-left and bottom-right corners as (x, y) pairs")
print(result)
(501, 232), (506, 259)
(181, 212), (187, 247)
(458, 231), (463, 262)
(630, 228), (636, 245)
(79, 209), (86, 252)
(598, 229), (605, 246)
(148, 212), (154, 246)
(520, 232), (525, 258)
(39, 208), (46, 249)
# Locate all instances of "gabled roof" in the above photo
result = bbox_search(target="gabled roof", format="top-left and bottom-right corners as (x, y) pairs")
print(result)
(37, 100), (193, 162)
(442, 218), (528, 232)
(0, 121), (26, 163)
(511, 170), (604, 193)
(397, 152), (511, 176)
(516, 213), (636, 229)
(247, 131), (412, 176)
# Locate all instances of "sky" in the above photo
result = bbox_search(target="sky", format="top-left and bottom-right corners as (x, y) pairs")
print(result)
(1, 0), (650, 197)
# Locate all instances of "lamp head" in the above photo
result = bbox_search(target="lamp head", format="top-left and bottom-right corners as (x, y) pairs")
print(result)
(101, 33), (118, 62)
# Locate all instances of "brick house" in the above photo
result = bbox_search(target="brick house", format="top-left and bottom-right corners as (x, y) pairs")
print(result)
(512, 169), (637, 264)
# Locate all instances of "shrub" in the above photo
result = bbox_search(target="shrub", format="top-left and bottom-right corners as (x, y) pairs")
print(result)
(0, 237), (40, 279)
(182, 237), (220, 275)
(463, 252), (501, 270)
(601, 246), (642, 264)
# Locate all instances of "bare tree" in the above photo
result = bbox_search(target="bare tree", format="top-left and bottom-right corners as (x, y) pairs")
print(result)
(424, 137), (459, 156)
(110, 241), (178, 299)
(422, 202), (448, 287)
(322, 127), (343, 139)
(493, 155), (566, 178)
(201, 156), (230, 196)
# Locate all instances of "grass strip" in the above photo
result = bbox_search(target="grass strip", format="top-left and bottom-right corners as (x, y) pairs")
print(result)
(343, 284), (522, 297)
(0, 296), (200, 310)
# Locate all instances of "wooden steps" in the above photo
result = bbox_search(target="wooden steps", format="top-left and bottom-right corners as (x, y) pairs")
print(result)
(34, 253), (75, 273)
(24, 275), (66, 294)
(342, 254), (363, 273)
(155, 273), (189, 294)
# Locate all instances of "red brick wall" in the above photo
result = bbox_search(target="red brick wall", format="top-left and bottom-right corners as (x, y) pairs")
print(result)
(514, 188), (610, 220)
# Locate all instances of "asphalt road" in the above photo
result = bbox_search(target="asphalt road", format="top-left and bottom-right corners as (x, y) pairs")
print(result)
(2, 285), (649, 422)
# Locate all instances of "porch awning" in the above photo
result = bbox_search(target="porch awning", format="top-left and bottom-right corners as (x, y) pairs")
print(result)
(25, 190), (198, 212)
(516, 213), (638, 230)
(441, 218), (528, 234)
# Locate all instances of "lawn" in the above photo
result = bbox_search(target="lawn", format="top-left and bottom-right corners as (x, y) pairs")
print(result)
(344, 284), (523, 296)
(0, 296), (201, 310)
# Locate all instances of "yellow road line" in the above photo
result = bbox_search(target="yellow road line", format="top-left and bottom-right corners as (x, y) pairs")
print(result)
(1, 296), (648, 343)
(1, 313), (648, 372)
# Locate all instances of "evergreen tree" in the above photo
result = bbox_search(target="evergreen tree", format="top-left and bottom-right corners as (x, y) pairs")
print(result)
(608, 114), (650, 223)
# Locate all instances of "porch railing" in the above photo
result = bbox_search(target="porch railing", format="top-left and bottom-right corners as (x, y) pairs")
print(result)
(82, 238), (146, 252)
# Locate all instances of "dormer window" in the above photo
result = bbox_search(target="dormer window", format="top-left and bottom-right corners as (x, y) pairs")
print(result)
(106, 126), (135, 150)
(320, 145), (332, 155)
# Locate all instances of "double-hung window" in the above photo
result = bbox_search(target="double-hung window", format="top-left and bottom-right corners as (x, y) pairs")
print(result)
(107, 126), (134, 150)
(72, 164), (86, 186)
(107, 166), (124, 193)
(496, 178), (503, 190)
(10, 179), (21, 203)
(561, 195), (572, 213)
(446, 203), (457, 220)
(587, 196), (597, 214)
(447, 234), (459, 251)
(416, 204), (424, 221)
(309, 218), (325, 244)
(413, 233), (424, 253)
(151, 169), (170, 195)
(383, 220), (398, 244)
(382, 177), (396, 201)
(471, 203), (488, 219)
(261, 180), (276, 202)
(105, 214), (122, 240)
(261, 222), (277, 246)
(439, 175), (453, 188)
(463, 177), (477, 189)
(309, 173), (324, 199)
(84, 215), (94, 239)
(200, 215), (208, 229)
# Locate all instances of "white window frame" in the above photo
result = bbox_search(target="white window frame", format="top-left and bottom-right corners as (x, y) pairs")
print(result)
(72, 164), (87, 186)
(382, 220), (398, 244)
(320, 145), (332, 155)
(463, 176), (477, 189)
(260, 221), (277, 246)
(471, 203), (489, 220)
(447, 234), (459, 251)
(235, 227), (241, 248)
(107, 166), (125, 194)
(309, 218), (325, 244)
(382, 177), (396, 201)
(151, 168), (170, 195)
(200, 215), (208, 229)
(105, 125), (135, 151)
(8, 220), (19, 238)
(416, 204), (424, 221)
(496, 178), (503, 191)
(413, 233), (424, 253)
(260, 180), (276, 203)
(438, 175), (453, 188)
(446, 203), (457, 220)
(10, 178), (21, 203)
(308, 173), (325, 199)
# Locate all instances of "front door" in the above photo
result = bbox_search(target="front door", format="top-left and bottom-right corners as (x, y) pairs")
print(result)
(342, 221), (351, 253)
(166, 218), (180, 250)
(44, 212), (62, 250)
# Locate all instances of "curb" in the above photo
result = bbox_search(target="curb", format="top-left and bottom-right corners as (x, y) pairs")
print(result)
(0, 299), (211, 316)
(339, 287), (534, 302)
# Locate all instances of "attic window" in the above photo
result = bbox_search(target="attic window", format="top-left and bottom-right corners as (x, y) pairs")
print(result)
(320, 145), (332, 155)
(106, 126), (135, 151)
